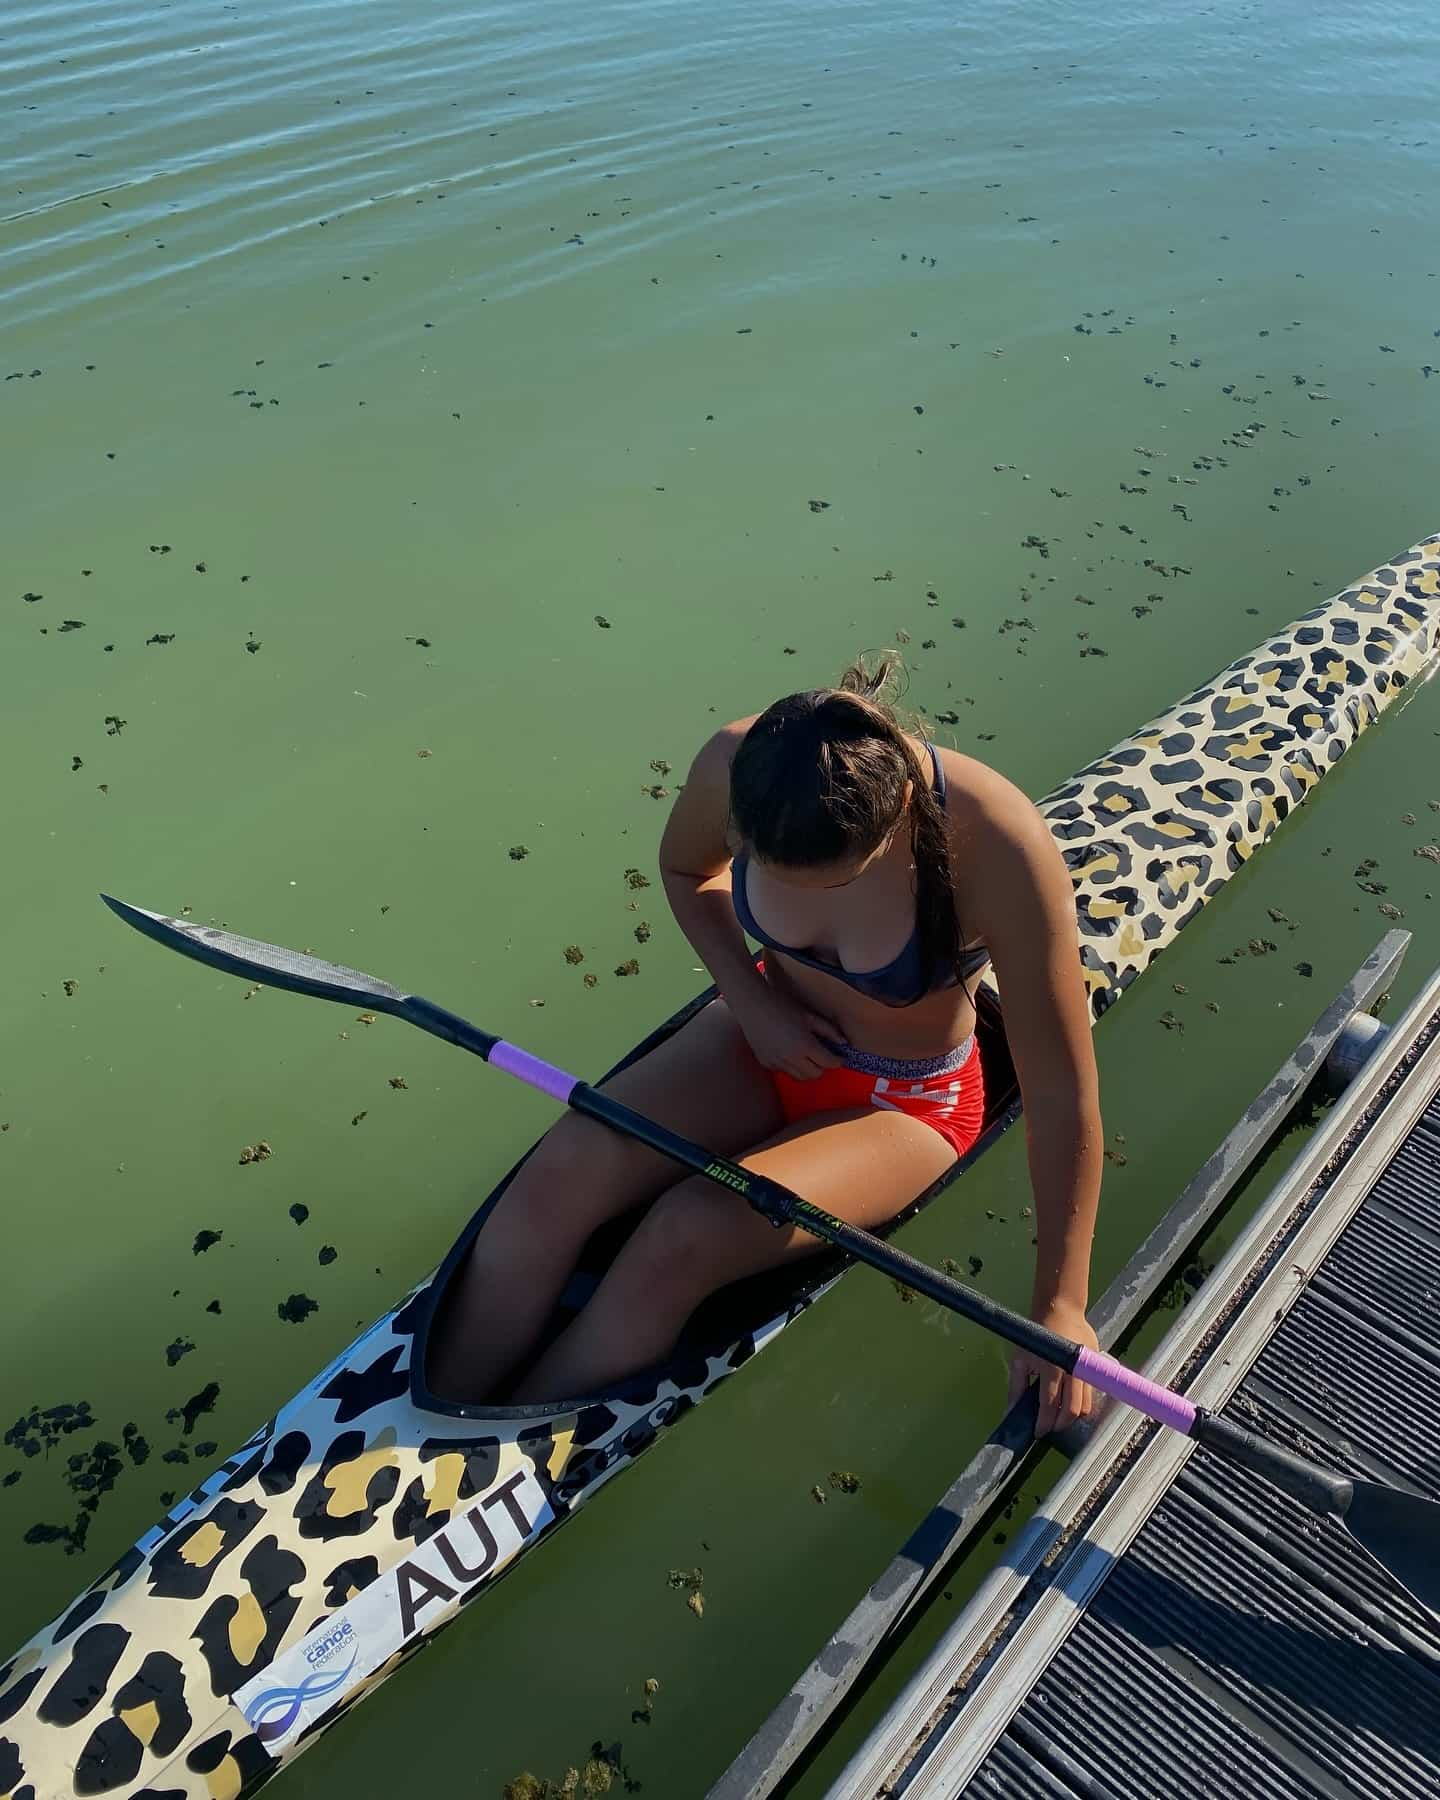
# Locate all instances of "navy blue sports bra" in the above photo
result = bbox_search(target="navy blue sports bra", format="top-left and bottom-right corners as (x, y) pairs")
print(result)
(730, 742), (989, 1008)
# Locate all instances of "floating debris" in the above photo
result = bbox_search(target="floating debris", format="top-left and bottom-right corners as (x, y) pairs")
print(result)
(167, 1381), (219, 1436)
(351, 1111), (367, 1126)
(807, 499), (830, 512)
(237, 1140), (273, 1166)
(192, 1229), (222, 1255)
(165, 1338), (194, 1368)
(667, 1566), (704, 1617)
(277, 1294), (318, 1325)
(594, 615), (612, 629)
(624, 868), (650, 890)
(509, 846), (529, 861)
(583, 973), (598, 989)
(289, 1203), (309, 1225)
(318, 1245), (337, 1266)
(62, 979), (77, 997)
(634, 922), (651, 944)
(828, 1470), (862, 1495)
(388, 1076), (408, 1090)
(614, 959), (640, 977)
(564, 945), (584, 965)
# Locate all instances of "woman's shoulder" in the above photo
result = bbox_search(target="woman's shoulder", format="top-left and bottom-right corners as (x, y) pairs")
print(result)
(930, 741), (1045, 845)
(692, 715), (761, 776)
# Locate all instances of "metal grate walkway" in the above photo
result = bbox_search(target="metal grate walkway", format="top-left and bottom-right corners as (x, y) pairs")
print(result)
(832, 973), (1440, 1799)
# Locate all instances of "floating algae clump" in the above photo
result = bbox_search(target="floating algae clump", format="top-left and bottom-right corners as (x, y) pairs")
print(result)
(502, 1758), (614, 1799)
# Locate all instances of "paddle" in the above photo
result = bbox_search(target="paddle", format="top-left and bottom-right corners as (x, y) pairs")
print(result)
(101, 893), (1440, 1617)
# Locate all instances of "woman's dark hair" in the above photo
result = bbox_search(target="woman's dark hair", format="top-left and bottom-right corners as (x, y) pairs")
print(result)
(728, 654), (963, 987)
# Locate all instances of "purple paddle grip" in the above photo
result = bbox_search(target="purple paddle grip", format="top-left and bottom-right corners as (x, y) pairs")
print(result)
(488, 1040), (580, 1105)
(1072, 1346), (1197, 1435)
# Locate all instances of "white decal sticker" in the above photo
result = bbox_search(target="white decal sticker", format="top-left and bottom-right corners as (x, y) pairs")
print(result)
(234, 1464), (552, 1754)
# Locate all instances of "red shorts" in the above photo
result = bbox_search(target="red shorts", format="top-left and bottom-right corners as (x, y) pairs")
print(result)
(771, 1035), (985, 1160)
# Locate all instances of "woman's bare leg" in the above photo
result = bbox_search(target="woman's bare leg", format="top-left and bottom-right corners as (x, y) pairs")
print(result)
(428, 998), (782, 1403)
(511, 1106), (956, 1403)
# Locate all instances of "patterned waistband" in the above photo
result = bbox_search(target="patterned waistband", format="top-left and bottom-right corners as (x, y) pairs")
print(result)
(834, 1035), (976, 1080)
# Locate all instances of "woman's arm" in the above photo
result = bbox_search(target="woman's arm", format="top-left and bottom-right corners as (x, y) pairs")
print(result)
(965, 775), (1103, 1434)
(659, 724), (845, 1079)
(658, 723), (772, 1003)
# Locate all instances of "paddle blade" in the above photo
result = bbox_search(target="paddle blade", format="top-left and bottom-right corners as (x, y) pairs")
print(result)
(101, 895), (410, 1014)
(1344, 1478), (1440, 1617)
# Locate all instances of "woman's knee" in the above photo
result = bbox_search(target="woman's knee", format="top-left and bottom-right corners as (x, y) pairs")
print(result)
(496, 1112), (649, 1239)
(610, 1183), (728, 1305)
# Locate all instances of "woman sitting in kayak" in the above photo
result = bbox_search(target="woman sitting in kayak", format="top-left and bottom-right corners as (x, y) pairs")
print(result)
(438, 658), (1102, 1432)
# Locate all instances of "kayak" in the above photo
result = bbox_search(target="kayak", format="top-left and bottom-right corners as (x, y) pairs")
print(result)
(2, 534), (1437, 1800)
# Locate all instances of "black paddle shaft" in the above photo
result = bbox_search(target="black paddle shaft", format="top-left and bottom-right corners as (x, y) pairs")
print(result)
(99, 895), (1440, 1620)
(98, 897), (1076, 1373)
(567, 1083), (1082, 1373)
(1190, 1408), (1353, 1516)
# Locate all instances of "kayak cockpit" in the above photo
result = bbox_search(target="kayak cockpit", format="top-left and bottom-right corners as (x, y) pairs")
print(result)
(412, 987), (1016, 1417)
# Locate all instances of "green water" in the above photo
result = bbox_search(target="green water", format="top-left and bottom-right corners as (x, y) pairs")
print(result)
(4, 0), (1439, 1791)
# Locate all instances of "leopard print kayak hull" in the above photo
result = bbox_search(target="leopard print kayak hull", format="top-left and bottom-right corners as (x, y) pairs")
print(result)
(2, 535), (1437, 1800)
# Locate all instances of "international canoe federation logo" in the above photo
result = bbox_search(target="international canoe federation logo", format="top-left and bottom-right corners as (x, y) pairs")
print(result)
(242, 1618), (359, 1743)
